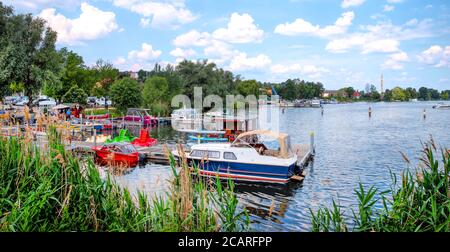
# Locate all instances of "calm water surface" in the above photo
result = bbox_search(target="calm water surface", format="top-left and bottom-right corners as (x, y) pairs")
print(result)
(112, 102), (450, 231)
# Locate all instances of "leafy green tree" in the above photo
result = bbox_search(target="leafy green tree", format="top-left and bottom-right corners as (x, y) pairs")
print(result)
(391, 87), (407, 101)
(110, 77), (142, 114)
(418, 87), (429, 100)
(0, 6), (59, 107)
(236, 79), (260, 97)
(441, 90), (449, 100)
(143, 76), (169, 115)
(90, 59), (119, 97)
(62, 85), (88, 104)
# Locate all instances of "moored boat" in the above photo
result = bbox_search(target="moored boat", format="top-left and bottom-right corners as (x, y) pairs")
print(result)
(92, 142), (139, 167)
(173, 130), (306, 184)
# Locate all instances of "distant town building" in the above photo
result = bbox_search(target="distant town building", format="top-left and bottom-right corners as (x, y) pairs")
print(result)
(322, 90), (340, 98)
(129, 71), (139, 79)
(352, 91), (361, 99)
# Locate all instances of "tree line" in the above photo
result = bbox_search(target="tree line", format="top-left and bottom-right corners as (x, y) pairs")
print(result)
(1, 3), (448, 116)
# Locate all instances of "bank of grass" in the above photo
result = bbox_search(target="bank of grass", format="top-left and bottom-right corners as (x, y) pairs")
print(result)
(0, 128), (248, 231)
(83, 108), (123, 118)
(310, 138), (450, 232)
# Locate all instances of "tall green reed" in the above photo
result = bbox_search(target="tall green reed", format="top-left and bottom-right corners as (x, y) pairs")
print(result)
(310, 138), (450, 232)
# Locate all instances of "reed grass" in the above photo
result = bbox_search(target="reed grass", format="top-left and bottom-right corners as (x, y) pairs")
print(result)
(310, 137), (450, 232)
(0, 127), (248, 232)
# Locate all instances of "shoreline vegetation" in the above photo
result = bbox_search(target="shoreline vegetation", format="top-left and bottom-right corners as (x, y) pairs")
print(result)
(0, 127), (249, 232)
(311, 138), (450, 232)
(1, 3), (449, 118)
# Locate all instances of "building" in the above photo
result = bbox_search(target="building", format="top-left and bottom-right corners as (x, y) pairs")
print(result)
(322, 90), (340, 98)
(352, 91), (361, 99)
(129, 71), (139, 79)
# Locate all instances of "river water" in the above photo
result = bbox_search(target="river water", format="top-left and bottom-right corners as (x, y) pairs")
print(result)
(111, 101), (450, 231)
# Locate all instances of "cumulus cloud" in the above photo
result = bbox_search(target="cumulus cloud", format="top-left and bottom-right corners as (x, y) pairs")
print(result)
(128, 43), (162, 61)
(383, 5), (395, 12)
(39, 2), (118, 45)
(418, 45), (450, 68)
(383, 51), (409, 70)
(341, 0), (366, 9)
(228, 53), (271, 72)
(173, 30), (212, 47)
(326, 19), (434, 54)
(274, 11), (355, 37)
(271, 63), (329, 78)
(112, 0), (196, 29)
(212, 13), (264, 43)
(170, 48), (197, 58)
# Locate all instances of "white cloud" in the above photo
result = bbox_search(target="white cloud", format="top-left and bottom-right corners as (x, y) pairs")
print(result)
(383, 51), (409, 70)
(418, 45), (450, 67)
(173, 30), (212, 47)
(228, 53), (271, 71)
(212, 13), (264, 43)
(383, 5), (395, 12)
(112, 0), (196, 29)
(326, 19), (434, 54)
(39, 2), (118, 45)
(128, 43), (162, 61)
(140, 18), (151, 28)
(271, 63), (329, 78)
(274, 11), (355, 37)
(341, 0), (365, 9)
(113, 57), (126, 66)
(170, 48), (197, 58)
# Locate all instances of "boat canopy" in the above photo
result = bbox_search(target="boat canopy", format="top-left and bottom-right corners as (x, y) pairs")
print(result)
(233, 130), (292, 159)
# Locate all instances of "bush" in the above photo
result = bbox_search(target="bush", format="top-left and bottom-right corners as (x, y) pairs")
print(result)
(62, 85), (88, 104)
(110, 77), (142, 114)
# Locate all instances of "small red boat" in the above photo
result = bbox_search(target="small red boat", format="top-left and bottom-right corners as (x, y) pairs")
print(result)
(131, 128), (158, 147)
(85, 114), (110, 120)
(92, 142), (139, 167)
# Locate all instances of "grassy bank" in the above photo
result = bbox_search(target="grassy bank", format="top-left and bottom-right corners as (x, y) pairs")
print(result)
(0, 128), (248, 231)
(310, 138), (450, 232)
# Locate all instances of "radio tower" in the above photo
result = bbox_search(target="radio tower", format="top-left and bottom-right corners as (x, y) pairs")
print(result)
(380, 74), (384, 100)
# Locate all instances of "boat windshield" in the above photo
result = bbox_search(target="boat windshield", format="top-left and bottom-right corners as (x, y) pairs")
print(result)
(232, 131), (293, 158)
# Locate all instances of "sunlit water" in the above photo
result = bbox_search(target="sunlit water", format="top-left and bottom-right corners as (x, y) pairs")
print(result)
(107, 102), (450, 231)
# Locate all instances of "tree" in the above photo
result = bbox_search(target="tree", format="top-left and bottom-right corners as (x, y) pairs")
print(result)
(236, 79), (260, 97)
(418, 87), (429, 100)
(0, 8), (59, 107)
(405, 87), (417, 100)
(142, 76), (169, 115)
(441, 90), (450, 100)
(110, 78), (142, 114)
(391, 87), (407, 101)
(62, 85), (87, 104)
(90, 59), (119, 97)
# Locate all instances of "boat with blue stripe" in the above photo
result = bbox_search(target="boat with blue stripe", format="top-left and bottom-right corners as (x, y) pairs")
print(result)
(173, 130), (310, 184)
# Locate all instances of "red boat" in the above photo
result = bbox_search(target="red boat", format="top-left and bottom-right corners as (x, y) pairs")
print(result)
(131, 128), (158, 147)
(85, 114), (110, 120)
(92, 142), (139, 167)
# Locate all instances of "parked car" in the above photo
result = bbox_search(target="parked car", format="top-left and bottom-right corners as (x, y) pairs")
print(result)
(95, 97), (112, 106)
(3, 96), (20, 105)
(86, 96), (97, 106)
(33, 96), (56, 108)
(14, 96), (29, 106)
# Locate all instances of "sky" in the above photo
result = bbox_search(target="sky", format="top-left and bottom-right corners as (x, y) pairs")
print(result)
(4, 0), (450, 91)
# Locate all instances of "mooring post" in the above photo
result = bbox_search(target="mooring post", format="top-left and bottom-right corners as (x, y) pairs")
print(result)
(310, 131), (315, 155)
(93, 128), (97, 147)
(80, 114), (83, 132)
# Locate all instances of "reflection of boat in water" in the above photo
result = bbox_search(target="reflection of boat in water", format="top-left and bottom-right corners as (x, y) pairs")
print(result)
(92, 142), (139, 167)
(173, 130), (307, 184)
(432, 103), (450, 109)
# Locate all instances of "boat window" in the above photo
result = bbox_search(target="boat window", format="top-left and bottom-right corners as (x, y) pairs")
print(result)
(223, 152), (237, 160)
(190, 150), (220, 159)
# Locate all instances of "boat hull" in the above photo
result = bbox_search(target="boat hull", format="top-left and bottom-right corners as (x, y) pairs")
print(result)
(186, 158), (299, 184)
(93, 149), (139, 167)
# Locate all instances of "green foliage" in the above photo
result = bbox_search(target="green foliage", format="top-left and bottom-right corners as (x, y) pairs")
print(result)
(418, 87), (441, 101)
(143, 76), (169, 115)
(310, 138), (450, 232)
(236, 79), (260, 97)
(276, 79), (324, 101)
(0, 6), (60, 106)
(62, 85), (88, 104)
(110, 77), (142, 113)
(0, 128), (248, 231)
(391, 87), (408, 101)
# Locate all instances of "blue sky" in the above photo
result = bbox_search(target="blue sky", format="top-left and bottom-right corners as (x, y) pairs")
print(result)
(4, 0), (450, 91)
